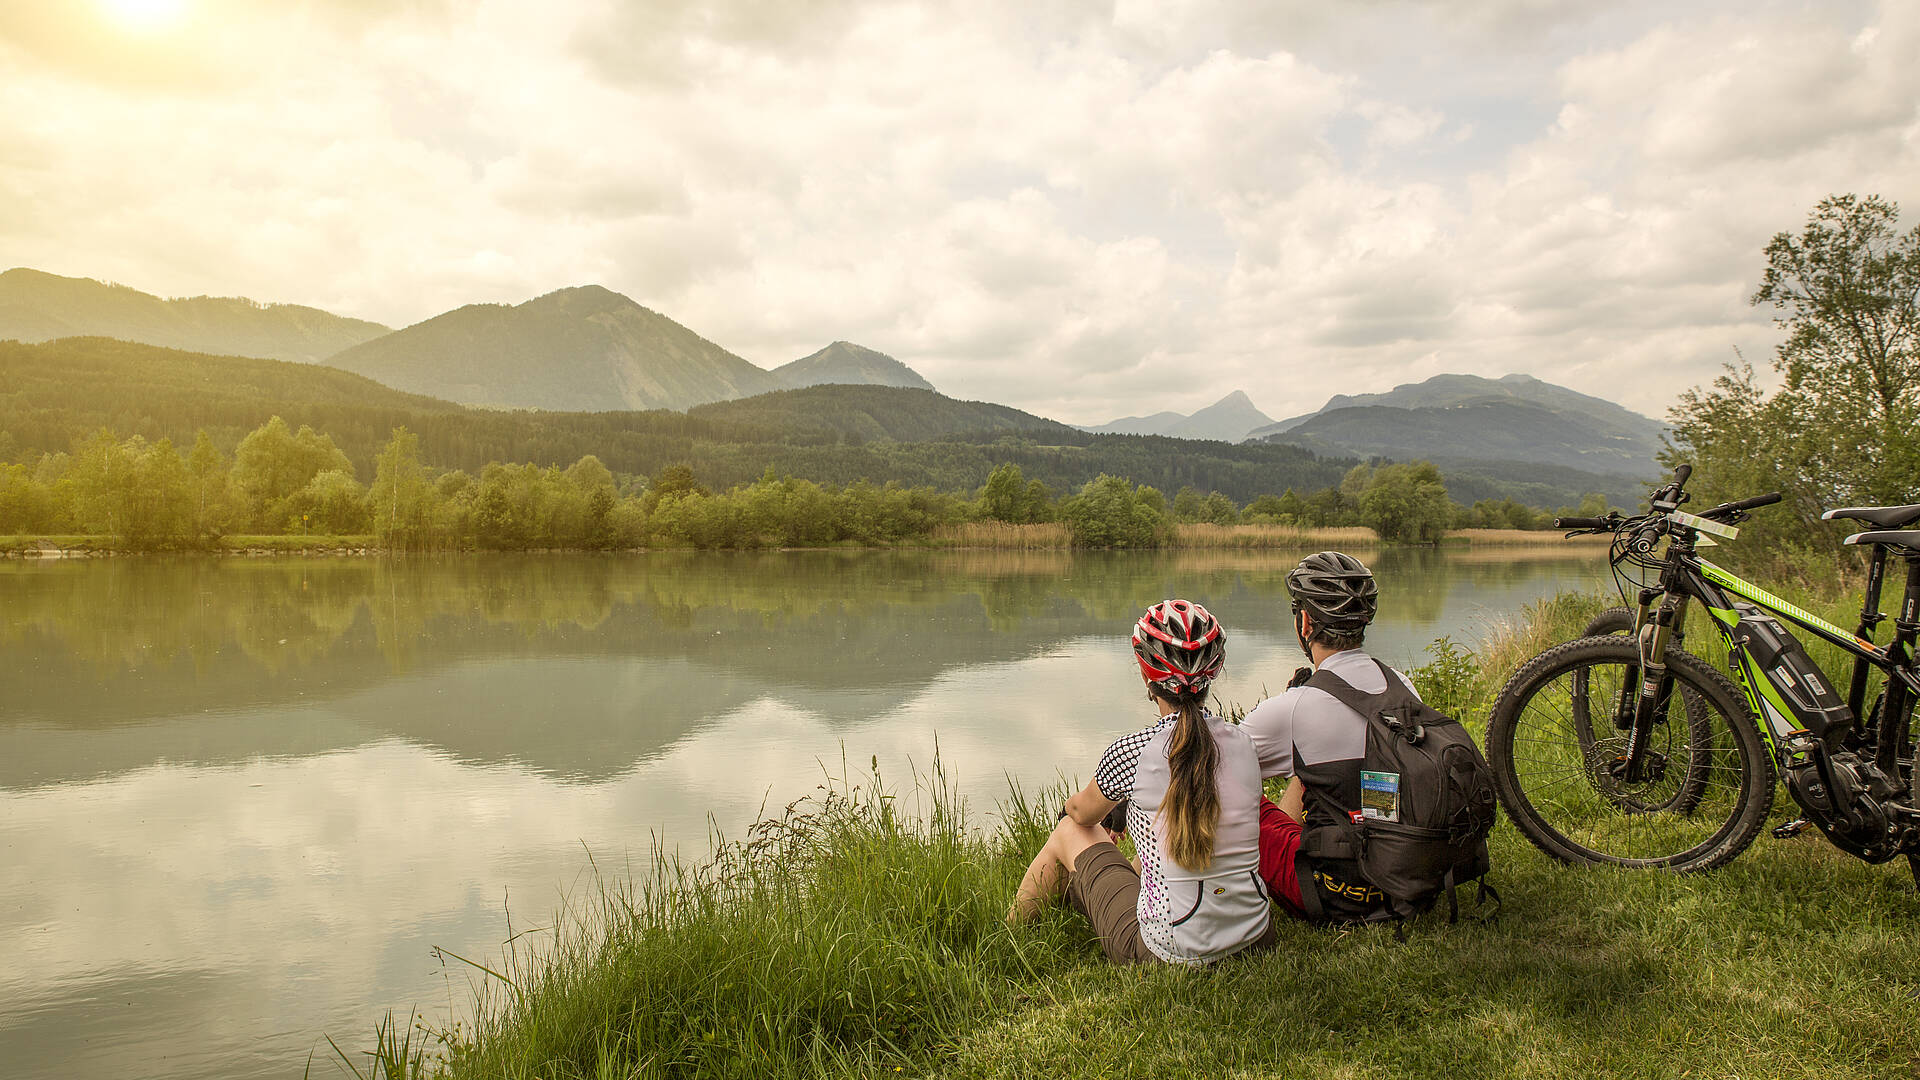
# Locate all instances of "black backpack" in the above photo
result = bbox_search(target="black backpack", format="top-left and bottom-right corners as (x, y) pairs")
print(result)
(1298, 661), (1498, 922)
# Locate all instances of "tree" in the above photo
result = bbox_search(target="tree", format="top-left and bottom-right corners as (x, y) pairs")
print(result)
(1668, 194), (1920, 552)
(1242, 493), (1290, 524)
(1755, 195), (1920, 456)
(1200, 490), (1240, 526)
(66, 431), (195, 547)
(982, 463), (1033, 523)
(1358, 461), (1451, 544)
(371, 427), (435, 548)
(231, 416), (355, 530)
(186, 431), (236, 541)
(1062, 475), (1171, 548)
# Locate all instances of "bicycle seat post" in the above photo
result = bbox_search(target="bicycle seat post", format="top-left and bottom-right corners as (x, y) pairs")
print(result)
(1847, 542), (1891, 720)
(1881, 552), (1920, 780)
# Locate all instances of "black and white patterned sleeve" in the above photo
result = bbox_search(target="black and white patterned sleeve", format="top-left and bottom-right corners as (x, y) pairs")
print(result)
(1093, 727), (1155, 801)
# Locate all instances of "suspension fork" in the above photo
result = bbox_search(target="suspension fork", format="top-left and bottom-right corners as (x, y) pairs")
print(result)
(1617, 593), (1691, 782)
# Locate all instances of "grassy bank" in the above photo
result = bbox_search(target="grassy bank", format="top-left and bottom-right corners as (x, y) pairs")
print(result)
(338, 589), (1920, 1080)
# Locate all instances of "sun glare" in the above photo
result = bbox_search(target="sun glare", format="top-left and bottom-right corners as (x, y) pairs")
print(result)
(100, 0), (189, 32)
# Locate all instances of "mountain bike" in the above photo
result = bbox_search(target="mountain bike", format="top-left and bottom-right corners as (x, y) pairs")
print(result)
(1485, 464), (1920, 885)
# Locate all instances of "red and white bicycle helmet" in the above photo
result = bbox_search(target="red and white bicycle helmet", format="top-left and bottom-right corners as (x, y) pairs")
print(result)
(1131, 599), (1226, 697)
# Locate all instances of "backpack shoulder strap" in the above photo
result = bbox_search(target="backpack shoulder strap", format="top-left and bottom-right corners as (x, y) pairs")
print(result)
(1303, 658), (1405, 716)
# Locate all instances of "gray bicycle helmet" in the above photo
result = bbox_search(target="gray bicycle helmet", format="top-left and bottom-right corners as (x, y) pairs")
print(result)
(1285, 551), (1378, 631)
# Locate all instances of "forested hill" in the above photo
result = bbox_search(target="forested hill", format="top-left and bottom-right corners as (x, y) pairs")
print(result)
(0, 337), (1354, 502)
(325, 285), (785, 412)
(0, 267), (390, 363)
(689, 385), (1073, 442)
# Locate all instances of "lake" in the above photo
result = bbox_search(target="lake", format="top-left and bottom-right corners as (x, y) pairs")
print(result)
(0, 548), (1604, 1078)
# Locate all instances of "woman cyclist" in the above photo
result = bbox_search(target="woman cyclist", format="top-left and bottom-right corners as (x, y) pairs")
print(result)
(1008, 600), (1276, 964)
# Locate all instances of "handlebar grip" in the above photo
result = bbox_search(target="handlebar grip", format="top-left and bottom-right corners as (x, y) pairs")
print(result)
(1555, 516), (1612, 530)
(1628, 521), (1664, 554)
(1722, 491), (1782, 514)
(1672, 463), (1692, 487)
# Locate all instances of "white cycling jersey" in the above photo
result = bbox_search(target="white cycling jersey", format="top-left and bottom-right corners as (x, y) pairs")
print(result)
(1093, 712), (1271, 964)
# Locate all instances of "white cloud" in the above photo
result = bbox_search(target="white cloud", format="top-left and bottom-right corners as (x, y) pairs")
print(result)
(0, 0), (1913, 423)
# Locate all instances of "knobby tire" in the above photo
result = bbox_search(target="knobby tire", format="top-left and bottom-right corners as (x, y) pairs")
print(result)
(1488, 635), (1774, 871)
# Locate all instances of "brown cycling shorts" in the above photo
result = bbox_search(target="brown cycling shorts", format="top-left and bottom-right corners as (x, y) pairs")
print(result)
(1067, 841), (1281, 964)
(1064, 841), (1155, 964)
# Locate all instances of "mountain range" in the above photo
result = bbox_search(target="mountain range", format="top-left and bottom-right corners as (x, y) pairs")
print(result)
(0, 268), (1667, 506)
(1253, 373), (1667, 478)
(0, 267), (390, 363)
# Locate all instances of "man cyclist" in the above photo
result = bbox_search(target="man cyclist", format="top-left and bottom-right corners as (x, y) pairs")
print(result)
(1241, 551), (1416, 923)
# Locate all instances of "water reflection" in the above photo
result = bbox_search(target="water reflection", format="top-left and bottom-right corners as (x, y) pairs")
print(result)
(0, 549), (1603, 1080)
(0, 549), (1595, 786)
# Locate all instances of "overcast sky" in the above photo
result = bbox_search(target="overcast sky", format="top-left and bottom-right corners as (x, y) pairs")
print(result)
(2, 0), (1914, 425)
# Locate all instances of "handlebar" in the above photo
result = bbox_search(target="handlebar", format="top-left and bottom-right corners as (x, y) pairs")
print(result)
(1649, 463), (1693, 511)
(1555, 516), (1613, 531)
(1702, 491), (1782, 519)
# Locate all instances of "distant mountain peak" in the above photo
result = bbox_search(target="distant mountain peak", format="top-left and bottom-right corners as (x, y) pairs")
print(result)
(327, 286), (781, 411)
(773, 341), (935, 392)
(1087, 388), (1272, 443)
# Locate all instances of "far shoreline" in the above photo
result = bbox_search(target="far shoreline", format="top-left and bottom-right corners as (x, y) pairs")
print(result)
(1, 526), (1614, 559)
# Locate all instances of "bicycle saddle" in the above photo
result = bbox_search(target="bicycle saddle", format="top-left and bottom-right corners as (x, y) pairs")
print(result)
(1824, 503), (1920, 529)
(1843, 529), (1920, 550)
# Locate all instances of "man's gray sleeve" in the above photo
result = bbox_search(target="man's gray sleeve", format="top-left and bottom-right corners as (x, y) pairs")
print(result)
(1240, 694), (1297, 779)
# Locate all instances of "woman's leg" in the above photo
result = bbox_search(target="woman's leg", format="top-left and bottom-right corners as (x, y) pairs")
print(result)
(1007, 815), (1111, 923)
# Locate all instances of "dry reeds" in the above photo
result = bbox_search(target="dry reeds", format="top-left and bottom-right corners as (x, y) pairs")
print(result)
(1449, 528), (1614, 547)
(1172, 524), (1378, 549)
(929, 522), (1074, 549)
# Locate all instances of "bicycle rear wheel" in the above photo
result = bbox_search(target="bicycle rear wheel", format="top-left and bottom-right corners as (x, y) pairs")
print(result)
(1488, 635), (1774, 870)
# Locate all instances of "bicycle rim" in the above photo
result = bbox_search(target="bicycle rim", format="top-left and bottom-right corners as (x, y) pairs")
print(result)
(1491, 636), (1773, 870)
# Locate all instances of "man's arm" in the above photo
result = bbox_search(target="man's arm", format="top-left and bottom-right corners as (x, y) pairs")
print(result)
(1241, 692), (1299, 779)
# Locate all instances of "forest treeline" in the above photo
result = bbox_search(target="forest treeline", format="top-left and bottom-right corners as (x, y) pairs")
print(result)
(0, 338), (1370, 503)
(0, 415), (1600, 550)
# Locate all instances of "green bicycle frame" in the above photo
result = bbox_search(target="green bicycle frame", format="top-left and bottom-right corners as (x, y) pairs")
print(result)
(1688, 557), (1920, 767)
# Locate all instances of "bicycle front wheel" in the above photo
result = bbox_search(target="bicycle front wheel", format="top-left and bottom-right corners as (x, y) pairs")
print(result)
(1488, 635), (1774, 870)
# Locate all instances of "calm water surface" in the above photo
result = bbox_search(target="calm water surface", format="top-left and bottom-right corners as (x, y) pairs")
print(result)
(0, 549), (1604, 1078)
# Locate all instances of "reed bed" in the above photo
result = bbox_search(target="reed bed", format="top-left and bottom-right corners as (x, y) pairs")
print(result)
(928, 522), (1075, 549)
(1172, 524), (1378, 549)
(1446, 528), (1614, 547)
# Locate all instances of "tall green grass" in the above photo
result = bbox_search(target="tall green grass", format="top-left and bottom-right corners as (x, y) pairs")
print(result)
(342, 589), (1920, 1079)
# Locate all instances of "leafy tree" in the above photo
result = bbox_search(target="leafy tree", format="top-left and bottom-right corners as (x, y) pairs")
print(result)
(1242, 493), (1290, 524)
(981, 462), (1051, 523)
(285, 469), (369, 534)
(66, 431), (196, 547)
(1669, 194), (1920, 552)
(1358, 461), (1450, 543)
(1172, 486), (1205, 523)
(371, 427), (435, 548)
(186, 431), (237, 541)
(1062, 475), (1171, 548)
(232, 416), (356, 529)
(1200, 491), (1240, 526)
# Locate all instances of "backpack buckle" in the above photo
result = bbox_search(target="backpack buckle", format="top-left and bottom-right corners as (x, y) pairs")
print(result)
(1383, 710), (1425, 745)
